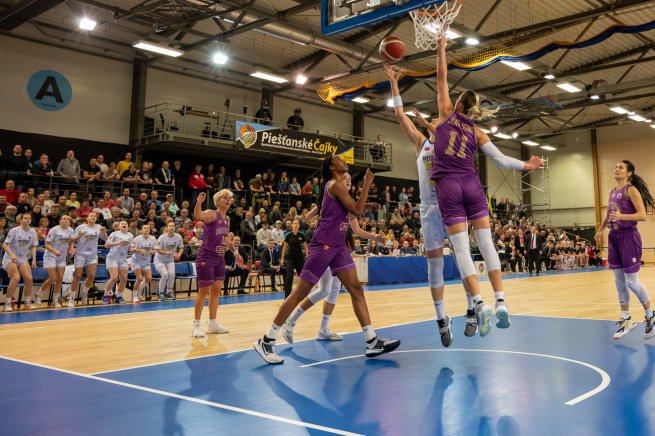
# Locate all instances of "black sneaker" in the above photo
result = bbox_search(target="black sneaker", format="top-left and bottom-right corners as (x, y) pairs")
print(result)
(644, 315), (655, 340)
(253, 337), (284, 364)
(437, 315), (453, 347)
(365, 336), (400, 358)
(464, 309), (478, 337)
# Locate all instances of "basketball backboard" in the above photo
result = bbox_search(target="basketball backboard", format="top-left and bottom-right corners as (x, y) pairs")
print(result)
(321, 0), (446, 35)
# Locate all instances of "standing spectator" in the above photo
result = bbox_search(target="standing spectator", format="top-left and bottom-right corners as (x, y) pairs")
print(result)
(260, 239), (286, 292)
(117, 188), (135, 214)
(205, 163), (217, 189)
(255, 99), (272, 125)
(249, 174), (267, 208)
(56, 150), (81, 189)
(116, 152), (133, 179)
(96, 154), (109, 180)
(232, 168), (244, 195)
(527, 225), (543, 276)
(154, 160), (174, 188)
(24, 149), (34, 173)
(82, 156), (102, 197)
(290, 177), (301, 199)
(286, 108), (304, 131)
(370, 134), (385, 162)
(0, 180), (20, 204)
(215, 165), (231, 191)
(188, 164), (209, 210)
(118, 163), (140, 189)
(102, 161), (118, 194)
(4, 144), (31, 181)
(171, 160), (184, 205)
(139, 161), (154, 188)
(277, 171), (290, 197)
(33, 153), (55, 191)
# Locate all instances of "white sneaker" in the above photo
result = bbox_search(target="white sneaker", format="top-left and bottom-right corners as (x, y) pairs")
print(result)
(495, 300), (511, 329)
(192, 323), (205, 338)
(68, 299), (75, 308)
(206, 320), (230, 334)
(81, 296), (88, 306)
(4, 301), (13, 312)
(253, 337), (284, 364)
(281, 322), (295, 343)
(613, 317), (637, 340)
(35, 293), (42, 305)
(28, 302), (36, 310)
(132, 297), (140, 303)
(475, 302), (493, 337)
(54, 300), (62, 308)
(316, 329), (343, 341)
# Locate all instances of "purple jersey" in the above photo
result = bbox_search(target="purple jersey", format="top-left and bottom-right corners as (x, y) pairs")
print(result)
(431, 111), (478, 180)
(607, 184), (638, 233)
(197, 211), (230, 260)
(312, 180), (349, 247)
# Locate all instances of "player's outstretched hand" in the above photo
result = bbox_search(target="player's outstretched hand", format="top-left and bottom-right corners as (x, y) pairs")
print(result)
(364, 168), (375, 186)
(526, 155), (545, 170)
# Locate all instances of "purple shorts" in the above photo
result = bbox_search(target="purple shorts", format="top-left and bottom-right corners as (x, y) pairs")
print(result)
(435, 174), (489, 227)
(299, 242), (355, 285)
(196, 256), (226, 288)
(608, 230), (641, 274)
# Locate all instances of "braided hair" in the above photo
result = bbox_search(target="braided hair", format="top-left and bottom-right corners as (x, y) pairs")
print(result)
(623, 160), (655, 211)
(315, 156), (335, 220)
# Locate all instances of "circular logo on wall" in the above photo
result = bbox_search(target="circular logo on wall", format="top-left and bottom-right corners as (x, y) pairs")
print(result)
(239, 124), (257, 148)
(27, 70), (72, 111)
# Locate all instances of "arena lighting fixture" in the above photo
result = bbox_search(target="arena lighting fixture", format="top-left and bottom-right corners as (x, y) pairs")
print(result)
(424, 24), (461, 39)
(352, 97), (369, 104)
(543, 73), (556, 80)
(651, 124), (655, 129)
(609, 106), (629, 114)
(522, 140), (540, 146)
(540, 145), (557, 151)
(590, 94), (600, 100)
(405, 110), (430, 118)
(628, 114), (648, 122)
(250, 70), (288, 84)
(556, 82), (582, 93)
(295, 74), (308, 85)
(212, 51), (228, 65)
(79, 17), (97, 31)
(494, 132), (512, 139)
(490, 125), (498, 133)
(500, 61), (531, 71)
(386, 98), (394, 108)
(479, 128), (491, 133)
(133, 41), (184, 57)
(512, 132), (519, 139)
(465, 37), (479, 45)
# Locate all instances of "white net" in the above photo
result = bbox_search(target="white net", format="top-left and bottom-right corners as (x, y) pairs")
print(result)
(410, 0), (463, 50)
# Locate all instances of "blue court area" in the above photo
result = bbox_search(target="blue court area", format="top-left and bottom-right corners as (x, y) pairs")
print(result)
(3, 315), (654, 435)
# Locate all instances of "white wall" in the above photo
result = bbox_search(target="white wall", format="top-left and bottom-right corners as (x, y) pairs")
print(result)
(274, 96), (352, 138)
(0, 36), (132, 144)
(485, 143), (521, 202)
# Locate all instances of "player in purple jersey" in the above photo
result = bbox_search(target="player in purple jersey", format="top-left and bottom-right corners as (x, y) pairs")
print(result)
(191, 189), (233, 338)
(595, 160), (655, 340)
(428, 34), (543, 337)
(254, 155), (400, 364)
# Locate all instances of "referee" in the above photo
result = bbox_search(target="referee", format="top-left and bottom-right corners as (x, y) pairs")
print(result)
(280, 218), (307, 298)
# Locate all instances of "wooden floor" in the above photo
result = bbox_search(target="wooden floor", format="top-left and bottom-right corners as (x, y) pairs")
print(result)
(1, 268), (652, 375)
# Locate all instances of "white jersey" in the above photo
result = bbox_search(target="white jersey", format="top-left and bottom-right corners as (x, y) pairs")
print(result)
(153, 233), (184, 264)
(74, 224), (103, 255)
(44, 225), (74, 260)
(131, 234), (155, 265)
(3, 226), (37, 262)
(106, 231), (133, 261)
(416, 138), (438, 205)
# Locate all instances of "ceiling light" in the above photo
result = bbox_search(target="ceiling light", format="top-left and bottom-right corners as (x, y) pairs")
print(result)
(445, 29), (461, 39)
(628, 111), (636, 116)
(79, 17), (97, 31)
(465, 37), (479, 45)
(479, 128), (491, 133)
(424, 24), (460, 39)
(250, 70), (288, 84)
(494, 132), (512, 139)
(610, 106), (629, 114)
(133, 41), (184, 57)
(405, 110), (430, 118)
(544, 73), (556, 80)
(589, 94), (600, 100)
(540, 145), (557, 151)
(295, 74), (308, 85)
(651, 125), (655, 129)
(522, 140), (540, 146)
(629, 114), (647, 122)
(512, 132), (519, 139)
(556, 82), (582, 93)
(386, 98), (394, 108)
(490, 126), (498, 133)
(500, 60), (531, 71)
(212, 51), (228, 65)
(352, 97), (369, 104)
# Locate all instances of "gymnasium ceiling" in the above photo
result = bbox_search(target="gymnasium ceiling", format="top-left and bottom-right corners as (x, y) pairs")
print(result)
(1, 0), (655, 144)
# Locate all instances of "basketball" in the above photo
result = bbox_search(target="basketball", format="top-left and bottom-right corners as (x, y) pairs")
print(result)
(379, 36), (405, 62)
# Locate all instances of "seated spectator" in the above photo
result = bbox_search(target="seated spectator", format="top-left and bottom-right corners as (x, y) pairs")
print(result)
(15, 192), (31, 215)
(76, 200), (93, 219)
(188, 222), (203, 259)
(94, 198), (112, 221)
(352, 239), (367, 256)
(301, 180), (313, 203)
(224, 236), (249, 295)
(0, 180), (20, 204)
(66, 192), (80, 210)
(290, 177), (301, 198)
(166, 193), (180, 216)
(254, 208), (268, 228)
(400, 240), (416, 255)
(4, 205), (17, 227)
(174, 208), (192, 229)
(178, 219), (194, 241)
(277, 172), (290, 196)
(256, 220), (273, 252)
(239, 211), (257, 247)
(390, 240), (401, 256)
(147, 190), (162, 212)
(260, 239), (285, 292)
(261, 173), (276, 196)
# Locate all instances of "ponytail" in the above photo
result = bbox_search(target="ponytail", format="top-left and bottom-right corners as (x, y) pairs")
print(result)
(623, 160), (655, 211)
(460, 91), (499, 121)
(315, 156), (334, 220)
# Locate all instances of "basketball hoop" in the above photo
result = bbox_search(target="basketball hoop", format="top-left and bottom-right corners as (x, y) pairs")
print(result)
(410, 0), (463, 50)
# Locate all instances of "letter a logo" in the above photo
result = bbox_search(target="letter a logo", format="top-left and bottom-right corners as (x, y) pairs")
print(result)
(27, 70), (72, 111)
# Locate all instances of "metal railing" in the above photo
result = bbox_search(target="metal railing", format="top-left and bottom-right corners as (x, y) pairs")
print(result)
(142, 102), (393, 167)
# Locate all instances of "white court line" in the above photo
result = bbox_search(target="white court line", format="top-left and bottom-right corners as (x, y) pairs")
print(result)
(515, 308), (627, 316)
(0, 355), (363, 436)
(300, 348), (611, 406)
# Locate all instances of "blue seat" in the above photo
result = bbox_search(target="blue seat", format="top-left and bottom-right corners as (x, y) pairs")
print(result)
(0, 268), (24, 308)
(175, 262), (197, 297)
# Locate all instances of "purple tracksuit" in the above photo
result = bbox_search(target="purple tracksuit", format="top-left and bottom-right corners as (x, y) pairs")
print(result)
(607, 183), (642, 273)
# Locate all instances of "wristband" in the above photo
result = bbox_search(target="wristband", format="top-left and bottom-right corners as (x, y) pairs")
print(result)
(392, 95), (403, 108)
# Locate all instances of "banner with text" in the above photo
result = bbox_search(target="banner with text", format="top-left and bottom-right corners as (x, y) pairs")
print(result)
(236, 121), (354, 164)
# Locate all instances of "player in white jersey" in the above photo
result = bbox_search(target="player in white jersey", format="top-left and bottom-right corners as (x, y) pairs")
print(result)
(103, 221), (134, 304)
(129, 224), (156, 303)
(68, 212), (107, 306)
(153, 221), (184, 301)
(40, 215), (77, 308)
(281, 172), (386, 343)
(2, 214), (38, 311)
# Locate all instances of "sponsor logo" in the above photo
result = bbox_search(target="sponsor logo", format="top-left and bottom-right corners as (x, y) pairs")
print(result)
(632, 257), (637, 263)
(238, 124), (257, 148)
(617, 193), (623, 199)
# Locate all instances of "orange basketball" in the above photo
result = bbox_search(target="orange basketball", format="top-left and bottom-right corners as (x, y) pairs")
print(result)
(379, 36), (405, 62)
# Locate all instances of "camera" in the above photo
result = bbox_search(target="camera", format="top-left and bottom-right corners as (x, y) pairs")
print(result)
(224, 98), (231, 108)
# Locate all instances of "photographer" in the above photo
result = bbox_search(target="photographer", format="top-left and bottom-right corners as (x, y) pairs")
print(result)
(255, 99), (272, 126)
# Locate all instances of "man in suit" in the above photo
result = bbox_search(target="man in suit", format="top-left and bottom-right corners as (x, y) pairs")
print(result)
(224, 236), (250, 295)
(513, 229), (526, 272)
(260, 239), (286, 292)
(527, 225), (543, 276)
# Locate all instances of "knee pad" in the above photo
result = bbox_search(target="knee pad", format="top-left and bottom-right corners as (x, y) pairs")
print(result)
(428, 256), (445, 288)
(624, 272), (650, 305)
(325, 277), (341, 305)
(449, 231), (476, 279)
(474, 228), (501, 272)
(308, 286), (328, 304)
(612, 269), (630, 305)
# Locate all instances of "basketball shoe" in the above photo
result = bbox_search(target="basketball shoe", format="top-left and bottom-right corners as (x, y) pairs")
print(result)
(475, 301), (493, 337)
(206, 319), (230, 334)
(316, 329), (342, 341)
(437, 315), (453, 347)
(365, 336), (400, 358)
(192, 321), (205, 338)
(495, 299), (511, 328)
(464, 309), (478, 337)
(613, 317), (637, 339)
(281, 321), (295, 343)
(254, 337), (284, 364)
(644, 315), (655, 340)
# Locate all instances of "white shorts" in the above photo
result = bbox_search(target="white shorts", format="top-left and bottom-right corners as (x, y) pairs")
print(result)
(131, 259), (151, 271)
(44, 257), (67, 269)
(420, 203), (447, 251)
(74, 253), (98, 269)
(106, 259), (129, 270)
(1, 256), (27, 269)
